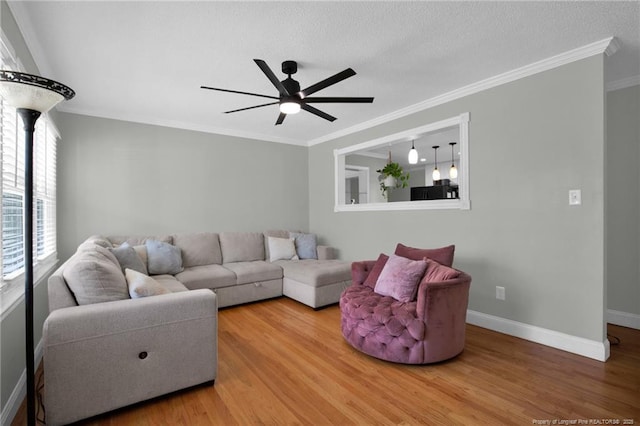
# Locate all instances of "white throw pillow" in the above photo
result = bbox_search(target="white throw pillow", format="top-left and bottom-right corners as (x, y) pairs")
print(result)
(125, 268), (170, 298)
(268, 237), (299, 262)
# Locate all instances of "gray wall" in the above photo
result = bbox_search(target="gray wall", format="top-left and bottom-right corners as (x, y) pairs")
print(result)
(56, 113), (310, 262)
(309, 55), (607, 342)
(606, 84), (640, 317)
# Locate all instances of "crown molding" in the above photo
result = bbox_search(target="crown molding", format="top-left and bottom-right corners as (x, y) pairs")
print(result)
(606, 75), (640, 92)
(308, 37), (618, 147)
(57, 105), (306, 146)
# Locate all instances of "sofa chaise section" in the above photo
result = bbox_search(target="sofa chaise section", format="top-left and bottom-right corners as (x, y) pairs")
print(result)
(44, 286), (217, 425)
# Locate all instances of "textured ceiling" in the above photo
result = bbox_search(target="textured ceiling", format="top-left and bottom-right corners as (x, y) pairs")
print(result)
(8, 1), (640, 146)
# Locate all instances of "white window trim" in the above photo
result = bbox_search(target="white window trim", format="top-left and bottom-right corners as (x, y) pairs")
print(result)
(334, 112), (470, 212)
(0, 252), (58, 321)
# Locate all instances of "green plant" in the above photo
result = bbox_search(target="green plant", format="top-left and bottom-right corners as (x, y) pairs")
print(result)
(377, 162), (409, 199)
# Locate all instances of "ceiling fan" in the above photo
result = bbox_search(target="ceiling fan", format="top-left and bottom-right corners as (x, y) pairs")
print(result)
(201, 59), (374, 125)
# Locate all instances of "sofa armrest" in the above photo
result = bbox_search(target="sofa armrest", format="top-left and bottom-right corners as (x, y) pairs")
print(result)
(44, 289), (217, 425)
(350, 260), (377, 286)
(317, 245), (336, 260)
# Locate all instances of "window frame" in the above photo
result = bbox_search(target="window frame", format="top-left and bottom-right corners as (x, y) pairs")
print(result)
(334, 112), (470, 212)
(0, 30), (60, 316)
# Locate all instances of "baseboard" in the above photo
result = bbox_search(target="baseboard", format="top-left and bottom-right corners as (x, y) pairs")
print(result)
(467, 310), (610, 362)
(1, 338), (44, 426)
(607, 309), (640, 330)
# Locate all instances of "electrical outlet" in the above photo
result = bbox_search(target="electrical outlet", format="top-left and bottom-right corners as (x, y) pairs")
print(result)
(569, 189), (581, 205)
(496, 286), (506, 300)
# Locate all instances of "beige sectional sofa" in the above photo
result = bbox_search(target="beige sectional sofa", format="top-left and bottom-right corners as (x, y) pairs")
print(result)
(43, 230), (350, 425)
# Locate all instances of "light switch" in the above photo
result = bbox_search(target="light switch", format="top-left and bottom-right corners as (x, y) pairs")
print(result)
(569, 189), (581, 205)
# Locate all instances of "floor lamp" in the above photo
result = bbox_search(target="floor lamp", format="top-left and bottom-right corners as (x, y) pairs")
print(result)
(0, 71), (74, 426)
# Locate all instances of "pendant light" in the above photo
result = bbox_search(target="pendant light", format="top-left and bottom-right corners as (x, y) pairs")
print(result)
(449, 142), (458, 179)
(432, 145), (440, 181)
(408, 140), (418, 165)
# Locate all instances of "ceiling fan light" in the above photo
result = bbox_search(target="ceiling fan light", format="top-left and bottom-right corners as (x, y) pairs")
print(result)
(280, 101), (301, 114)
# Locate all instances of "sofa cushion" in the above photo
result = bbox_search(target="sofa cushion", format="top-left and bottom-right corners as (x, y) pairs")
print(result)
(223, 261), (283, 285)
(175, 264), (237, 290)
(267, 237), (299, 262)
(220, 232), (265, 263)
(374, 254), (427, 303)
(110, 242), (148, 275)
(152, 274), (189, 292)
(84, 235), (113, 249)
(290, 232), (318, 260)
(173, 232), (222, 267)
(395, 243), (455, 267)
(276, 260), (351, 287)
(146, 240), (184, 275)
(363, 253), (389, 289)
(125, 268), (170, 298)
(63, 246), (129, 305)
(108, 235), (173, 246)
(423, 258), (461, 283)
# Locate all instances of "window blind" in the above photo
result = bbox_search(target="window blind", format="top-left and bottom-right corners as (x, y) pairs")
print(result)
(0, 35), (58, 290)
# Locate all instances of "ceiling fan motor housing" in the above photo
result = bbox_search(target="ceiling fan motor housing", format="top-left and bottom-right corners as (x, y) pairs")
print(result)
(282, 60), (297, 75)
(282, 78), (301, 96)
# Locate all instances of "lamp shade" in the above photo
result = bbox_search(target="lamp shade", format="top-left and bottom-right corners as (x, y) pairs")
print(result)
(408, 140), (418, 164)
(449, 164), (458, 179)
(432, 167), (441, 180)
(0, 71), (75, 113)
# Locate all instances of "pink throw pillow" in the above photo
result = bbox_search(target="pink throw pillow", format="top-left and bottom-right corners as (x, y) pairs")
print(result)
(423, 258), (461, 283)
(363, 253), (389, 288)
(395, 243), (455, 267)
(374, 254), (428, 302)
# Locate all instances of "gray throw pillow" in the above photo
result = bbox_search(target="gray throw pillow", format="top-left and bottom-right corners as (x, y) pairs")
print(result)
(110, 242), (148, 275)
(290, 232), (318, 260)
(145, 239), (184, 275)
(63, 246), (130, 305)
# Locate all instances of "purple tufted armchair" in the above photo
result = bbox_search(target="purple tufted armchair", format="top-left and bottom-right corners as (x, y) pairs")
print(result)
(340, 259), (471, 364)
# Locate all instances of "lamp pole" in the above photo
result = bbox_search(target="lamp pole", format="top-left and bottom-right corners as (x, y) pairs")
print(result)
(0, 71), (74, 426)
(18, 108), (41, 426)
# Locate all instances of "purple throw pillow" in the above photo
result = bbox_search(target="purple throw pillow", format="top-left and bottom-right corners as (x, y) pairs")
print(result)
(363, 253), (389, 288)
(395, 243), (455, 267)
(374, 254), (428, 302)
(423, 258), (461, 283)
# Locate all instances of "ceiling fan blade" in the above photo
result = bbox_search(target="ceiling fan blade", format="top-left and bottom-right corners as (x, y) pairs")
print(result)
(224, 101), (279, 114)
(275, 112), (286, 126)
(301, 68), (356, 97)
(254, 59), (290, 96)
(303, 97), (374, 103)
(201, 86), (279, 100)
(301, 104), (336, 122)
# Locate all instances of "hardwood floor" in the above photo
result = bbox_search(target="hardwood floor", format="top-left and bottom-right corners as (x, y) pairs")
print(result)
(12, 297), (640, 425)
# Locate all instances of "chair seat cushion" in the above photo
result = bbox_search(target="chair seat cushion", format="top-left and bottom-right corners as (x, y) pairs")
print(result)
(340, 284), (426, 364)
